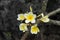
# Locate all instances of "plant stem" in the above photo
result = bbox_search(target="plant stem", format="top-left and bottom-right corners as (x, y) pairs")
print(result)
(21, 32), (29, 40)
(48, 19), (60, 26)
(46, 8), (60, 17)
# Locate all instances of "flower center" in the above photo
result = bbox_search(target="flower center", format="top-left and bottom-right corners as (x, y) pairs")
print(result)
(27, 15), (34, 21)
(21, 25), (25, 29)
(32, 26), (38, 32)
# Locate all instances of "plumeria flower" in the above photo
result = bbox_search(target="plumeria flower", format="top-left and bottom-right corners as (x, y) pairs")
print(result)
(17, 14), (25, 21)
(19, 23), (28, 32)
(40, 16), (50, 22)
(24, 12), (36, 23)
(31, 24), (40, 34)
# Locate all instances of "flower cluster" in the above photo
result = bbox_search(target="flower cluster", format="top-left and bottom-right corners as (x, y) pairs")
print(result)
(17, 12), (39, 34)
(19, 23), (40, 34)
(17, 6), (50, 34)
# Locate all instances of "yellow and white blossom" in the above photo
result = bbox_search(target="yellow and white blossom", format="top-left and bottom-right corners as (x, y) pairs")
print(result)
(31, 24), (40, 34)
(40, 16), (50, 22)
(17, 14), (25, 21)
(24, 12), (36, 23)
(19, 23), (28, 32)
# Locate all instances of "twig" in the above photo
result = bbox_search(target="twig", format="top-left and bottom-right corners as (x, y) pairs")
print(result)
(48, 19), (60, 26)
(37, 8), (60, 18)
(20, 32), (29, 40)
(46, 8), (60, 17)
(44, 8), (60, 26)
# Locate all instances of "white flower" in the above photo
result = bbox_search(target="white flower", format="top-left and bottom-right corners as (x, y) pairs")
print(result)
(40, 16), (50, 22)
(19, 23), (28, 32)
(24, 12), (36, 23)
(17, 14), (25, 21)
(31, 24), (40, 34)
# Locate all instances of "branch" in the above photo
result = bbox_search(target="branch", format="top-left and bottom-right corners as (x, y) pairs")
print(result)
(48, 19), (60, 26)
(45, 8), (60, 26)
(20, 32), (29, 40)
(46, 8), (60, 17)
(37, 8), (60, 18)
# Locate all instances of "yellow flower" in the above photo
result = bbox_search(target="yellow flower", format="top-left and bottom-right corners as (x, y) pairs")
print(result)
(31, 24), (40, 34)
(40, 16), (50, 22)
(19, 23), (28, 32)
(17, 14), (25, 21)
(24, 12), (36, 23)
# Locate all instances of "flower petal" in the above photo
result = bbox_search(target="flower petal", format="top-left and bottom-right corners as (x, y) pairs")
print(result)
(17, 14), (25, 20)
(19, 23), (28, 32)
(34, 14), (36, 18)
(41, 13), (44, 17)
(30, 25), (40, 34)
(40, 16), (50, 22)
(25, 20), (30, 23)
(24, 12), (36, 23)
(18, 14), (20, 17)
(29, 12), (33, 14)
(24, 13), (27, 18)
(31, 20), (36, 23)
(30, 6), (33, 12)
(17, 18), (20, 20)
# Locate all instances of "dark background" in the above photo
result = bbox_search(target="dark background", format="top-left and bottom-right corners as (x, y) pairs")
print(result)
(0, 0), (60, 40)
